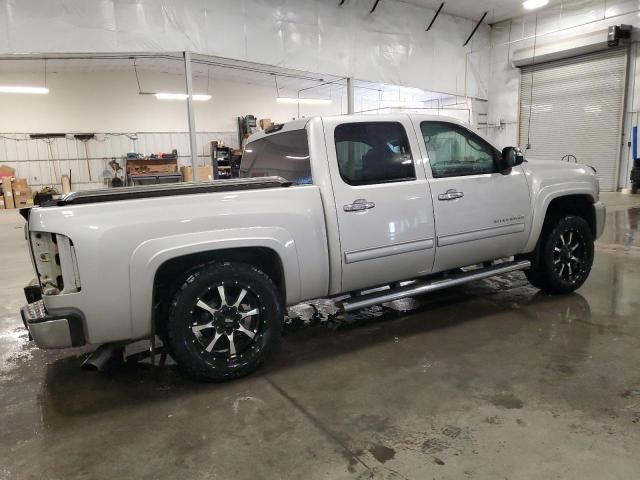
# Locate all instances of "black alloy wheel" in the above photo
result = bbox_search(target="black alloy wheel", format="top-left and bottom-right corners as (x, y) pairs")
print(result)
(525, 214), (594, 294)
(190, 283), (262, 360)
(552, 229), (587, 285)
(165, 262), (283, 381)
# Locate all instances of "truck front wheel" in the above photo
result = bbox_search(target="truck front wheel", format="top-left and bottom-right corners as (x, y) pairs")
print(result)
(526, 215), (594, 294)
(165, 262), (283, 381)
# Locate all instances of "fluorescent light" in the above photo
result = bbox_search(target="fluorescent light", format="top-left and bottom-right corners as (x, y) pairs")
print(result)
(0, 86), (49, 94)
(523, 0), (549, 10)
(276, 97), (332, 105)
(155, 93), (188, 100)
(154, 93), (211, 101)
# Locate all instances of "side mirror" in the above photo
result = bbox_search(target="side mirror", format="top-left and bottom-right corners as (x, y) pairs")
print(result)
(498, 146), (524, 174)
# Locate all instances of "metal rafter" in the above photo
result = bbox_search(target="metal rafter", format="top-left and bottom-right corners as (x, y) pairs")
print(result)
(426, 2), (445, 31)
(463, 11), (487, 47)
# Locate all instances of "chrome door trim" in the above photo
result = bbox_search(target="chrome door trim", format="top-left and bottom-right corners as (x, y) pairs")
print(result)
(437, 223), (525, 247)
(344, 238), (435, 264)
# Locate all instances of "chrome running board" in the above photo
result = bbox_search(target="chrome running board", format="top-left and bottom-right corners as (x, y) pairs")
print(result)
(339, 259), (531, 312)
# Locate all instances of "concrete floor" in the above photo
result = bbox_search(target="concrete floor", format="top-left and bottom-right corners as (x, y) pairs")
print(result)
(1, 193), (640, 480)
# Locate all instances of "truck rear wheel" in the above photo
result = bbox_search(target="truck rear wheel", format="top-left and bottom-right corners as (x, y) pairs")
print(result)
(165, 262), (283, 381)
(526, 215), (594, 294)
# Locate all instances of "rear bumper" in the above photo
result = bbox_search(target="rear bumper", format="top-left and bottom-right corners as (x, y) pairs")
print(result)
(21, 296), (86, 349)
(594, 201), (606, 239)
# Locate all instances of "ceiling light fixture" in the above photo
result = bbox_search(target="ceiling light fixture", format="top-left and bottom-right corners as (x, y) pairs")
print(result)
(523, 0), (549, 10)
(0, 86), (49, 94)
(154, 93), (211, 101)
(155, 93), (187, 100)
(276, 97), (332, 105)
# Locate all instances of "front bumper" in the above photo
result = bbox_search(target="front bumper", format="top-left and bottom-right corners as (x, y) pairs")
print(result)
(594, 201), (606, 239)
(21, 287), (86, 349)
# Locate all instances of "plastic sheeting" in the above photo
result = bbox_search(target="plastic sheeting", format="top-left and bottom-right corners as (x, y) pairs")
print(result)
(0, 0), (490, 99)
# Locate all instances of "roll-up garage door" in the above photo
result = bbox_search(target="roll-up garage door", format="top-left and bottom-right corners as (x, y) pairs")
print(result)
(519, 49), (627, 191)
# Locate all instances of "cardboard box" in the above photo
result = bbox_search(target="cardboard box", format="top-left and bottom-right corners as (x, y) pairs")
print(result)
(180, 165), (214, 182)
(11, 177), (29, 194)
(0, 165), (15, 179)
(2, 177), (15, 209)
(11, 178), (32, 208)
(14, 191), (34, 208)
(259, 118), (273, 130)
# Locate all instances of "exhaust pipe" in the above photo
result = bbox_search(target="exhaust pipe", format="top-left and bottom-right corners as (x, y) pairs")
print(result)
(81, 343), (118, 372)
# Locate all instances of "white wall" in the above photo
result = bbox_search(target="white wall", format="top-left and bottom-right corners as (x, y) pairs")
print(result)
(0, 0), (494, 191)
(0, 70), (344, 190)
(0, 70), (343, 133)
(0, 0), (491, 100)
(0, 66), (474, 191)
(486, 0), (640, 190)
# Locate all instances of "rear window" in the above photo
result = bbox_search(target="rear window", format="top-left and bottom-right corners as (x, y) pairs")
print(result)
(240, 129), (312, 185)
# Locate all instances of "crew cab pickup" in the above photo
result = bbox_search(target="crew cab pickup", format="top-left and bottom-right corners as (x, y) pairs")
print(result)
(20, 114), (606, 380)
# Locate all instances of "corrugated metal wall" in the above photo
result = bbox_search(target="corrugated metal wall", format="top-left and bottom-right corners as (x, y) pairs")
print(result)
(0, 131), (237, 191)
(519, 49), (627, 191)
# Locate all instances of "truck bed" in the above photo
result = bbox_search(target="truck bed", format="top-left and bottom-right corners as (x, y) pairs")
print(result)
(51, 177), (291, 206)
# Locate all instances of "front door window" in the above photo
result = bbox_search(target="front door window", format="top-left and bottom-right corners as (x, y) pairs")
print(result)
(420, 121), (498, 178)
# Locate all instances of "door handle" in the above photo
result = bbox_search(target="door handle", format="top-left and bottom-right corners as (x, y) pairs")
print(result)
(438, 189), (464, 201)
(343, 199), (376, 212)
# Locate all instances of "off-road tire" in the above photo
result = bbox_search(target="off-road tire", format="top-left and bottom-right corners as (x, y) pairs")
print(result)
(526, 215), (594, 294)
(165, 262), (283, 381)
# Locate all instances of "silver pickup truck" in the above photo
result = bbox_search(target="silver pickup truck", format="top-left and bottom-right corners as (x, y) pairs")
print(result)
(20, 114), (605, 380)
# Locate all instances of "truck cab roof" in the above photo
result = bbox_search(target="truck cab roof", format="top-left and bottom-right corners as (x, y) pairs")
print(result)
(247, 113), (483, 146)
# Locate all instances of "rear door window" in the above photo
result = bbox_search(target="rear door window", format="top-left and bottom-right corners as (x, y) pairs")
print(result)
(334, 122), (415, 186)
(240, 129), (311, 185)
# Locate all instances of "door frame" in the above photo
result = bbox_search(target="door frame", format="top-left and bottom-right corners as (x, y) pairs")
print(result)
(408, 114), (533, 272)
(320, 114), (437, 292)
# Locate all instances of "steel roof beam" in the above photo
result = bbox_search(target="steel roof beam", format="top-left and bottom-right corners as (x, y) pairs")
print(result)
(426, 2), (445, 31)
(463, 11), (487, 47)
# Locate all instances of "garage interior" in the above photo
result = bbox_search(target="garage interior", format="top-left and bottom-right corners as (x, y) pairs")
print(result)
(1, 0), (640, 479)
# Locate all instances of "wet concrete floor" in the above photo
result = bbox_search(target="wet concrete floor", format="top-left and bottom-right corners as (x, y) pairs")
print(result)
(1, 193), (640, 479)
